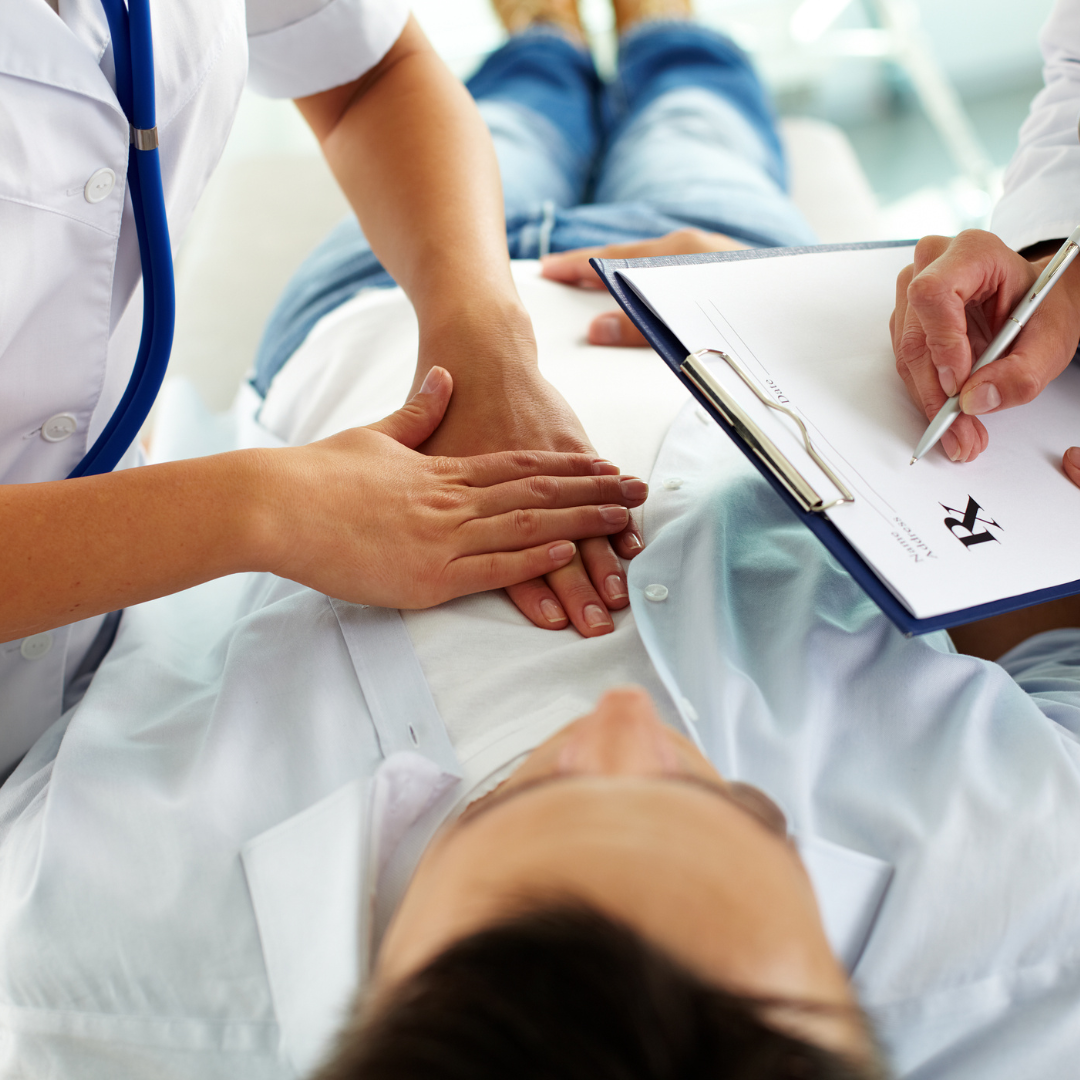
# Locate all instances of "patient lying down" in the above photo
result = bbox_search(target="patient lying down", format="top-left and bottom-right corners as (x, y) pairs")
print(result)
(4, 258), (1076, 1080)
(322, 687), (883, 1079)
(6, 9), (1080, 1075)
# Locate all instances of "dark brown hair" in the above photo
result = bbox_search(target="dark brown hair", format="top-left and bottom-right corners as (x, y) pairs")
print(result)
(313, 904), (888, 1080)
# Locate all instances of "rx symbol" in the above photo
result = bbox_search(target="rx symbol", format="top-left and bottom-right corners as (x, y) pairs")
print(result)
(941, 497), (1002, 548)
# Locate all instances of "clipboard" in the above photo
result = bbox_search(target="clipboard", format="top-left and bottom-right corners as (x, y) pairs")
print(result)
(591, 242), (1080, 636)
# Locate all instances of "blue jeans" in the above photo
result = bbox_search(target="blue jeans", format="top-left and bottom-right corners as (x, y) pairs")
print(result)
(253, 23), (817, 394)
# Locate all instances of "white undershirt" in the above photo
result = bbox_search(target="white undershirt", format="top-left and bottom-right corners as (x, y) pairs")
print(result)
(259, 263), (694, 801)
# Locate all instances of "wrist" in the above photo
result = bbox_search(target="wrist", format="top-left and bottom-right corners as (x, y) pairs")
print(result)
(415, 296), (538, 381)
(223, 448), (297, 576)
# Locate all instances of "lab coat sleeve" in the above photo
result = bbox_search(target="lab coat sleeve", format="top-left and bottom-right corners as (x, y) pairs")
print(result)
(992, 0), (1080, 251)
(245, 0), (411, 100)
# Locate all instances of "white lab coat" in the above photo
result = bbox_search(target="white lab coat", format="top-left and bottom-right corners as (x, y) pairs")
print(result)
(3, 380), (1080, 1078)
(992, 0), (1080, 250)
(0, 0), (408, 776)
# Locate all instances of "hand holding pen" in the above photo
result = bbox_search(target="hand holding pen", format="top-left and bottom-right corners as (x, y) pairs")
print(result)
(891, 228), (1080, 466)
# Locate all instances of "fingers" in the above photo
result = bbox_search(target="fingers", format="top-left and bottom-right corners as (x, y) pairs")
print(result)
(588, 311), (649, 348)
(447, 541), (581, 599)
(610, 511), (644, 560)
(539, 229), (750, 292)
(473, 473), (648, 517)
(905, 231), (1035, 398)
(503, 516), (645, 635)
(366, 367), (452, 448)
(461, 503), (631, 556)
(580, 534), (630, 610)
(505, 553), (614, 637)
(957, 297), (1080, 416)
(539, 248), (606, 289)
(505, 576), (570, 629)
(1065, 447), (1080, 488)
(545, 548), (617, 636)
(454, 450), (620, 487)
(938, 415), (989, 463)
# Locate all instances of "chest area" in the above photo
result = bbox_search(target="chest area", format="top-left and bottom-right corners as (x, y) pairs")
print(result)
(0, 0), (247, 216)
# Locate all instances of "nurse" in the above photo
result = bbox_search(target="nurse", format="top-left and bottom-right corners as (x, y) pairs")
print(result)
(890, 0), (1080, 472)
(0, 0), (643, 778)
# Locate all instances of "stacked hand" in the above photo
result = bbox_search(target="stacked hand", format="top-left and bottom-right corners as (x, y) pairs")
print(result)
(410, 332), (646, 637)
(890, 230), (1080, 478)
(265, 366), (646, 613)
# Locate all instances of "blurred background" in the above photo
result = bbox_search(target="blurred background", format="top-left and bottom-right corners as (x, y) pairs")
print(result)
(225, 0), (1056, 237)
(167, 0), (1058, 412)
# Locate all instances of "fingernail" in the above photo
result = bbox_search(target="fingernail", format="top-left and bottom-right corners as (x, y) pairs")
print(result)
(592, 314), (622, 345)
(591, 459), (619, 474)
(619, 477), (648, 501)
(937, 366), (958, 398)
(540, 598), (566, 624)
(605, 574), (628, 601)
(624, 534), (644, 552)
(600, 504), (629, 524)
(1066, 447), (1080, 471)
(583, 603), (611, 629)
(417, 367), (443, 395)
(960, 382), (1001, 416)
(549, 541), (576, 562)
(940, 429), (962, 462)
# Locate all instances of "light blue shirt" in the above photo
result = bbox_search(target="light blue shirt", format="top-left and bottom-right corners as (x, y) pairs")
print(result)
(2, 400), (1079, 1078)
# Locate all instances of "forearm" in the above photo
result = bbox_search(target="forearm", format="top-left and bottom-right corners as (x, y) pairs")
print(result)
(295, 17), (529, 367)
(0, 452), (272, 641)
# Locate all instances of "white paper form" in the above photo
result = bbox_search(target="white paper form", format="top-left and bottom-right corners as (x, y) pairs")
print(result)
(621, 245), (1080, 620)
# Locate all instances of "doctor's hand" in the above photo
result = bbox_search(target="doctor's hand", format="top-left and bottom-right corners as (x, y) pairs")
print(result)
(409, 319), (645, 638)
(540, 228), (748, 346)
(263, 368), (646, 611)
(891, 230), (1080, 464)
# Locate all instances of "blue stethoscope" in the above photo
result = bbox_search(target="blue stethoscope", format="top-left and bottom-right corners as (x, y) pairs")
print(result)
(69, 0), (174, 479)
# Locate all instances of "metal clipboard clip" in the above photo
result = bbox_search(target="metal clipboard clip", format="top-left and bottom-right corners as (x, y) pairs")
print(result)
(681, 348), (854, 514)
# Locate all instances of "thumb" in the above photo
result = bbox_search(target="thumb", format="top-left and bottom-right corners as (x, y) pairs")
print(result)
(589, 311), (648, 347)
(367, 366), (451, 448)
(1064, 447), (1080, 488)
(540, 250), (606, 288)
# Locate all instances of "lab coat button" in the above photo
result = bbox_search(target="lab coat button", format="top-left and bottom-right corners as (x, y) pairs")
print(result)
(680, 697), (699, 723)
(644, 583), (669, 602)
(663, 477), (684, 490)
(41, 413), (78, 442)
(21, 633), (53, 661)
(84, 168), (116, 204)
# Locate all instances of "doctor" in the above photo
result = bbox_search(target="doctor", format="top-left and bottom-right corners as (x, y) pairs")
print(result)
(0, 0), (643, 779)
(890, 0), (1080, 472)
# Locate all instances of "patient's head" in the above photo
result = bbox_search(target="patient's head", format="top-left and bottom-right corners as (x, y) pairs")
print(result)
(316, 688), (887, 1079)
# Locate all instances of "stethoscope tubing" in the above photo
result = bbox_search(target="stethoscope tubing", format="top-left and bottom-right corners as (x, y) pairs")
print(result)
(69, 0), (175, 479)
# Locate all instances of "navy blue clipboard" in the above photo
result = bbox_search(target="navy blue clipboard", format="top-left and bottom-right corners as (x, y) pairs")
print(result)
(591, 241), (1080, 636)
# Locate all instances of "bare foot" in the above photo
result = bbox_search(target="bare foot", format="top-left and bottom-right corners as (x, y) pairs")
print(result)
(491, 0), (585, 40)
(612, 0), (692, 36)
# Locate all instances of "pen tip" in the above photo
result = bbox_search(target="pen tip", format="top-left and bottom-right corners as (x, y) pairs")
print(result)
(909, 457), (917, 466)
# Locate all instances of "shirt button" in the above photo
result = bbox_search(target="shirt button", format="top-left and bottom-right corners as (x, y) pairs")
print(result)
(644, 583), (669, 602)
(663, 477), (684, 491)
(695, 408), (710, 425)
(21, 633), (53, 661)
(41, 413), (78, 442)
(84, 168), (116, 204)
(680, 697), (699, 723)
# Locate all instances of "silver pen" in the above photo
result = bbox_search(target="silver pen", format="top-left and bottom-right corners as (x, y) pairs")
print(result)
(910, 223), (1080, 464)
